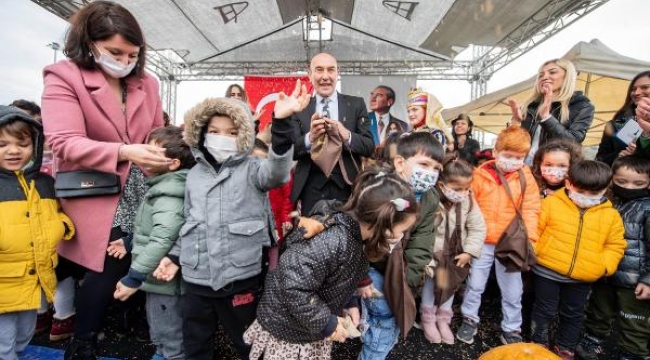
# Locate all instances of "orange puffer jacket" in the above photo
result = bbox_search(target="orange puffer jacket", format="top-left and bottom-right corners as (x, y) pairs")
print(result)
(470, 161), (541, 246)
(536, 189), (626, 282)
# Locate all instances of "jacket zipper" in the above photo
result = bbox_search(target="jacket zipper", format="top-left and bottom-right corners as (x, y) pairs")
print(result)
(567, 209), (586, 276)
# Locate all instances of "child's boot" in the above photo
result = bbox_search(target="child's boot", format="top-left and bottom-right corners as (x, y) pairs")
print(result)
(436, 308), (455, 344)
(420, 305), (441, 343)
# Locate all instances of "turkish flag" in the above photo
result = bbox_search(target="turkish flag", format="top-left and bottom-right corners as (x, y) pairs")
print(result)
(244, 75), (312, 130)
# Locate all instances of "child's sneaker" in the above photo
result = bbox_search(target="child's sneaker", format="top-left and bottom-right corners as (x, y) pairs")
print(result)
(553, 345), (575, 360)
(575, 333), (605, 360)
(456, 318), (478, 344)
(35, 310), (53, 335)
(50, 315), (76, 341)
(500, 330), (523, 345)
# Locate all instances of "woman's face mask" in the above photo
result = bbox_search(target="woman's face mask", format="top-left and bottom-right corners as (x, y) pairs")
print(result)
(204, 133), (239, 163)
(93, 43), (137, 79)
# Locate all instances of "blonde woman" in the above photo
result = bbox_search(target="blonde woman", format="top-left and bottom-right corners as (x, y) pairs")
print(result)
(508, 59), (594, 164)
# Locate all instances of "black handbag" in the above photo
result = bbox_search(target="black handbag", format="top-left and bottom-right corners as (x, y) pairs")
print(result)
(54, 170), (121, 198)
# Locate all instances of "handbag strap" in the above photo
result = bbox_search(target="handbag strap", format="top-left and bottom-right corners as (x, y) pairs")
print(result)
(495, 168), (526, 216)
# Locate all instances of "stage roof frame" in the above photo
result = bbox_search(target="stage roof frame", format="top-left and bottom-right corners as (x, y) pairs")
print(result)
(32, 0), (611, 115)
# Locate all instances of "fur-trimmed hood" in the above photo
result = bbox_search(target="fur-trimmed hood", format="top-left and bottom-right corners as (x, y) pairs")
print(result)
(183, 97), (254, 159)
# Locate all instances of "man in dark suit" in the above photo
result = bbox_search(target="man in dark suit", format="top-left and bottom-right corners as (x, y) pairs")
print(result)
(368, 85), (409, 145)
(277, 53), (374, 215)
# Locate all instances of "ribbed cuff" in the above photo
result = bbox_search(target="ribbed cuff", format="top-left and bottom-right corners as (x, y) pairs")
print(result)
(120, 268), (146, 288)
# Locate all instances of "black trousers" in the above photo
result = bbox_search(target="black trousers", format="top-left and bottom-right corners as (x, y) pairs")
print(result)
(56, 252), (132, 339)
(298, 178), (351, 216)
(182, 286), (261, 360)
(530, 274), (591, 350)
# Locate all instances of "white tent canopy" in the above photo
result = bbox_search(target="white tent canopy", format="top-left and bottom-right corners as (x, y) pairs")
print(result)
(441, 39), (650, 146)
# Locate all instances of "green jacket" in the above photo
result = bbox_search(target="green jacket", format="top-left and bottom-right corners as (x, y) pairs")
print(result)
(405, 188), (439, 293)
(128, 170), (188, 295)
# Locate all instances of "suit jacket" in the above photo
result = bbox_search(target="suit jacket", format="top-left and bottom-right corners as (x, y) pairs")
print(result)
(368, 112), (409, 145)
(41, 59), (163, 272)
(290, 93), (374, 202)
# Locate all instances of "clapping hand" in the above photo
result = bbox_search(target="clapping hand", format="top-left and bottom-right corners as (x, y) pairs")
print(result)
(538, 82), (554, 119)
(273, 79), (311, 119)
(507, 98), (523, 124)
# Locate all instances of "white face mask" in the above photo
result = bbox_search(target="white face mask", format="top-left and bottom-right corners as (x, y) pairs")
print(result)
(93, 43), (137, 79)
(204, 133), (239, 163)
(440, 184), (470, 203)
(541, 166), (568, 185)
(386, 233), (404, 254)
(495, 156), (525, 173)
(568, 190), (604, 209)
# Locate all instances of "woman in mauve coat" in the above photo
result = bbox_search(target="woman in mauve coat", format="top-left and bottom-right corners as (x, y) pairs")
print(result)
(41, 1), (168, 358)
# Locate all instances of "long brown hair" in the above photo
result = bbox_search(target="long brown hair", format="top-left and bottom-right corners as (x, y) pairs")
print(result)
(64, 1), (146, 77)
(613, 71), (650, 120)
(341, 167), (418, 262)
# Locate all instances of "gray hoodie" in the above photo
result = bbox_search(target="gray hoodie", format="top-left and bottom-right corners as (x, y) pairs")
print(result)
(172, 97), (293, 291)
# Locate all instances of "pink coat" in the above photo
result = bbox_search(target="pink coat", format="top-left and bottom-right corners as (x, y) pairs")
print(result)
(41, 60), (163, 272)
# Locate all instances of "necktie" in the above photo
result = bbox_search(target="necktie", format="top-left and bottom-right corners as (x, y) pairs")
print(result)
(321, 98), (331, 119)
(378, 115), (385, 136)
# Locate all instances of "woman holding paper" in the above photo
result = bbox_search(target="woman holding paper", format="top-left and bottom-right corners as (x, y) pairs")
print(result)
(596, 71), (650, 165)
(508, 59), (594, 165)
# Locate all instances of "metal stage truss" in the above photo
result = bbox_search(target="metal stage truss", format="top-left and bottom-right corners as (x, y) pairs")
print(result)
(31, 0), (610, 115)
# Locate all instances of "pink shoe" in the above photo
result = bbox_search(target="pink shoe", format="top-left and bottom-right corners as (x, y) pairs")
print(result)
(420, 306), (441, 343)
(436, 308), (455, 344)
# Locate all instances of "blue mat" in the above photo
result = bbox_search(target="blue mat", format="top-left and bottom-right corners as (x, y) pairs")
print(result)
(21, 345), (120, 360)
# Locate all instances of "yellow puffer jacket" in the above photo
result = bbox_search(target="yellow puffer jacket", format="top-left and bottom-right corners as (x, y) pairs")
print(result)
(535, 189), (626, 282)
(0, 171), (75, 314)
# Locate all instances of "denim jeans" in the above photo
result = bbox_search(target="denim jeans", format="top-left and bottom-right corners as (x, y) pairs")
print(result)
(530, 273), (591, 349)
(360, 268), (400, 360)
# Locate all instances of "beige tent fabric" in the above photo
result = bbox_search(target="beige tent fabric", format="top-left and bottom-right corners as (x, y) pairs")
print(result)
(442, 39), (650, 146)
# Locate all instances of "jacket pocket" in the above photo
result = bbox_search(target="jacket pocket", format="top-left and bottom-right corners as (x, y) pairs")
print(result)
(0, 261), (29, 308)
(228, 220), (266, 268)
(179, 222), (201, 269)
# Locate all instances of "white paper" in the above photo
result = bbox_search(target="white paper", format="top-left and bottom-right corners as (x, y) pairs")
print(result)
(616, 119), (643, 145)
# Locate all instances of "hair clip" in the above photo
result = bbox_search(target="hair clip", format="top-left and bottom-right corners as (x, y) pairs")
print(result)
(391, 198), (410, 211)
(375, 171), (387, 179)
